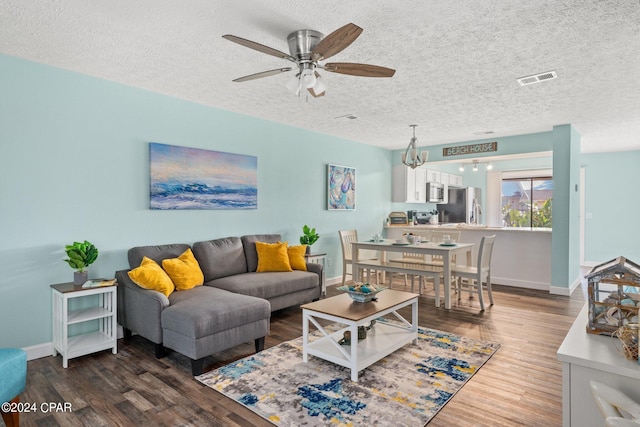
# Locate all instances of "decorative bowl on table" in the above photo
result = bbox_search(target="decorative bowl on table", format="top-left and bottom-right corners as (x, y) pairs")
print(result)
(337, 282), (387, 303)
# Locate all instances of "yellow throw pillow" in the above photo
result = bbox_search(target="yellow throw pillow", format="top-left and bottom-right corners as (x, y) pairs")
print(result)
(287, 245), (308, 271)
(162, 248), (204, 291)
(128, 257), (175, 297)
(256, 241), (293, 272)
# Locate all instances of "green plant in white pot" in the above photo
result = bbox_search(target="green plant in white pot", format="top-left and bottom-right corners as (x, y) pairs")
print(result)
(64, 240), (99, 284)
(299, 225), (319, 254)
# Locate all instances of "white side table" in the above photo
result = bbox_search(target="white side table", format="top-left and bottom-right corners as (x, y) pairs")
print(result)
(51, 282), (118, 368)
(305, 252), (327, 295)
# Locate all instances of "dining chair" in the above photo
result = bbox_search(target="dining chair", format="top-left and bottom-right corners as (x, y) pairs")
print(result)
(338, 230), (380, 285)
(428, 230), (462, 266)
(388, 230), (438, 291)
(451, 234), (496, 311)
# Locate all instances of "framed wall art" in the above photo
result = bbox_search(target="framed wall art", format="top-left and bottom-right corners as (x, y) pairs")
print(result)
(149, 142), (257, 210)
(328, 164), (356, 210)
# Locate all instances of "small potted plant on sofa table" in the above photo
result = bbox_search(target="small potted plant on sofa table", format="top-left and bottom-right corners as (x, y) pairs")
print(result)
(299, 225), (319, 254)
(63, 240), (99, 284)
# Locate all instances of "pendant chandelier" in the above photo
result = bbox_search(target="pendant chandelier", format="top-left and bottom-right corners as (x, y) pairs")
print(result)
(401, 125), (428, 169)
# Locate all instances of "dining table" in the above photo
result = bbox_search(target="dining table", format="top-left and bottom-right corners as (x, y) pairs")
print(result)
(351, 239), (474, 309)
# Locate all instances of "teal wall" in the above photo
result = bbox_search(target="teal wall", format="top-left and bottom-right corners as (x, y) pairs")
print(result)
(0, 54), (392, 348)
(582, 150), (640, 263)
(551, 125), (581, 287)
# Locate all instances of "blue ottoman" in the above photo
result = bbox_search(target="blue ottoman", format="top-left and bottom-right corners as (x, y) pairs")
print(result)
(0, 348), (27, 427)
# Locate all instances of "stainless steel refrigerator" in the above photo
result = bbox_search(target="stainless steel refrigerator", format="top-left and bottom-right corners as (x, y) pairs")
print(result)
(437, 187), (482, 224)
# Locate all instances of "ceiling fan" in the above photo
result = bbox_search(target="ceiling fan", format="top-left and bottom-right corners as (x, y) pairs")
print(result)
(222, 23), (396, 97)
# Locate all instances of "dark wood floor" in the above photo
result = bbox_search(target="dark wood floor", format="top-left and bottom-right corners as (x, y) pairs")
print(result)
(21, 280), (586, 426)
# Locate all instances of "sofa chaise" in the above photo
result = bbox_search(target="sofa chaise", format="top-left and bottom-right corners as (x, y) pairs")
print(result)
(115, 234), (322, 375)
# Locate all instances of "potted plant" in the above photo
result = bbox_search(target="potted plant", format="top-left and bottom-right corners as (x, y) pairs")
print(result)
(63, 240), (99, 284)
(299, 225), (319, 254)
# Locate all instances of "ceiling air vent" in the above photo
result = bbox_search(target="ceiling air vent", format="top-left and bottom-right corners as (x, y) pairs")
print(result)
(517, 70), (558, 86)
(335, 114), (358, 120)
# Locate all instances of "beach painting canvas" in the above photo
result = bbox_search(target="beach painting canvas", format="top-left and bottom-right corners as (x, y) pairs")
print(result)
(328, 164), (355, 210)
(149, 143), (257, 210)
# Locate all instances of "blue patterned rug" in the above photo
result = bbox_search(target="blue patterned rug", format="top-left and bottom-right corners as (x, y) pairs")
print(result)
(196, 323), (499, 426)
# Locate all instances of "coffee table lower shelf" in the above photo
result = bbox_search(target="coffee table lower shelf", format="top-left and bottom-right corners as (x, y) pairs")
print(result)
(302, 291), (418, 382)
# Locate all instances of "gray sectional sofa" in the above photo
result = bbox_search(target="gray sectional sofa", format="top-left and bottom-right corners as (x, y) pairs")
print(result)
(115, 234), (322, 375)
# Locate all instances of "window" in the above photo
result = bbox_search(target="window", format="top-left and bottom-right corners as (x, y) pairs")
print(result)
(501, 176), (553, 228)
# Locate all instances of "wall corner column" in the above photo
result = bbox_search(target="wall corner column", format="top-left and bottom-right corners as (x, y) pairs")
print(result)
(551, 124), (581, 291)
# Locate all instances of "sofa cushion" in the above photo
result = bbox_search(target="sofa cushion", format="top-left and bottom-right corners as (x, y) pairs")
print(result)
(162, 286), (270, 338)
(128, 243), (191, 269)
(128, 257), (175, 297)
(241, 234), (281, 272)
(162, 248), (204, 291)
(287, 245), (308, 271)
(208, 271), (318, 300)
(256, 241), (292, 272)
(193, 237), (247, 281)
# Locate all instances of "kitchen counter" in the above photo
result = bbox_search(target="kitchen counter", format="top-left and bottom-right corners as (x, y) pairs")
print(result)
(385, 224), (552, 291)
(386, 224), (552, 233)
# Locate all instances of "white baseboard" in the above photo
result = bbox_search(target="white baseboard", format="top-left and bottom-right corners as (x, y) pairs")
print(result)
(491, 276), (550, 291)
(23, 342), (53, 361)
(22, 325), (125, 361)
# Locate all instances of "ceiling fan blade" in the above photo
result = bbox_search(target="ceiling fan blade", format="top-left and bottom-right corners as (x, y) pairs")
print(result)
(312, 23), (363, 61)
(307, 87), (325, 98)
(232, 67), (293, 82)
(222, 34), (296, 62)
(324, 62), (396, 78)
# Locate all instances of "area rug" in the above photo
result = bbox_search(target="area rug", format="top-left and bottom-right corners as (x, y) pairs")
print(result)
(196, 322), (499, 426)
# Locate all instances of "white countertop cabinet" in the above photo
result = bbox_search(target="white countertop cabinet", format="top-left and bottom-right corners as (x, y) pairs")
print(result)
(557, 304), (640, 427)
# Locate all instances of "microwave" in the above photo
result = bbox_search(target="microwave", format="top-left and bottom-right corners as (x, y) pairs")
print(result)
(426, 182), (444, 203)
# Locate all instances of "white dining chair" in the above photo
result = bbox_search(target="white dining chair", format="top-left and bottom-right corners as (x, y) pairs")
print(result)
(451, 234), (496, 311)
(388, 230), (439, 293)
(427, 230), (462, 267)
(338, 230), (380, 285)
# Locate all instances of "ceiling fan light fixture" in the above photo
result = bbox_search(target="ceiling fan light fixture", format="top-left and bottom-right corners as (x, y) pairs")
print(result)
(286, 73), (302, 95)
(312, 73), (327, 94)
(301, 67), (316, 88)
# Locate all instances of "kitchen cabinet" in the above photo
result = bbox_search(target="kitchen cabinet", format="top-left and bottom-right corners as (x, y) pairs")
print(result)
(440, 172), (450, 187)
(392, 165), (427, 203)
(425, 169), (441, 183)
(449, 173), (464, 188)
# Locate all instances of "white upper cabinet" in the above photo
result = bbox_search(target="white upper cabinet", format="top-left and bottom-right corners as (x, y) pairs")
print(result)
(425, 169), (441, 183)
(392, 165), (427, 203)
(449, 173), (464, 188)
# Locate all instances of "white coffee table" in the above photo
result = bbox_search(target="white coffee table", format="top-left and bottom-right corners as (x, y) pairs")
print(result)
(301, 289), (418, 382)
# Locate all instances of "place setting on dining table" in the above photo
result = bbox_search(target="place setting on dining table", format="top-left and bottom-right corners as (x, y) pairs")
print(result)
(351, 232), (474, 309)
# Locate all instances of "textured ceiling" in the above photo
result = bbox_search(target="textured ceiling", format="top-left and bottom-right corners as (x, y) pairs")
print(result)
(2, 0), (640, 153)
